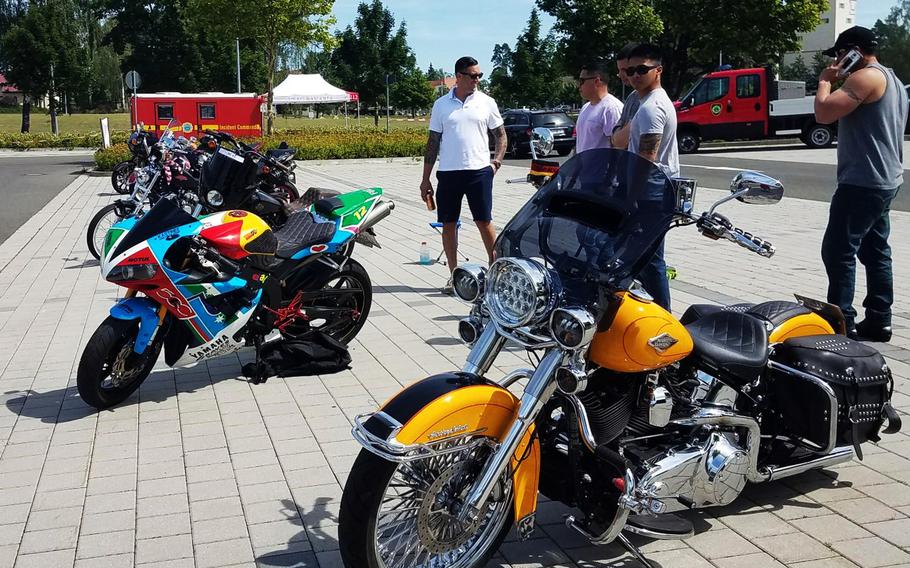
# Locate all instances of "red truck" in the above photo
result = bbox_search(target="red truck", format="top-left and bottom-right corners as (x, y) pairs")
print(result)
(674, 66), (831, 153)
(130, 93), (264, 138)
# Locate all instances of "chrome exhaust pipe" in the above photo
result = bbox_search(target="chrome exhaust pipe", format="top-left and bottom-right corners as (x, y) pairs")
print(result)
(763, 446), (854, 482)
(361, 200), (394, 230)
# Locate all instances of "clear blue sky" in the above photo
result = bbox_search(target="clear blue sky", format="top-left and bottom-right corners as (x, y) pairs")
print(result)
(330, 0), (895, 74)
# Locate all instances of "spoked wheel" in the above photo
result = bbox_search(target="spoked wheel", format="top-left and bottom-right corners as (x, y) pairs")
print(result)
(339, 438), (513, 568)
(77, 317), (163, 409)
(111, 161), (133, 194)
(285, 258), (372, 344)
(87, 203), (128, 260)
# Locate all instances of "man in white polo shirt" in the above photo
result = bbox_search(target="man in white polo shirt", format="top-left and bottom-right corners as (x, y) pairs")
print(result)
(421, 56), (507, 293)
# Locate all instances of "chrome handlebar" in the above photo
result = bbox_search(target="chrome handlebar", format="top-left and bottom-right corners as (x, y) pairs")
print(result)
(696, 212), (775, 258)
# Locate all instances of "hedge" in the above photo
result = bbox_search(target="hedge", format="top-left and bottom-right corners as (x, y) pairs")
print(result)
(89, 127), (428, 170)
(94, 143), (131, 171)
(0, 130), (134, 149)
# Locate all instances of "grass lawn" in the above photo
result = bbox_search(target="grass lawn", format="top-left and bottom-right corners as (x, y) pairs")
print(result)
(0, 111), (430, 134)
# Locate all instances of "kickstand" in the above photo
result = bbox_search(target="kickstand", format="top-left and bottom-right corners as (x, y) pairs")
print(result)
(617, 533), (655, 568)
(249, 335), (268, 384)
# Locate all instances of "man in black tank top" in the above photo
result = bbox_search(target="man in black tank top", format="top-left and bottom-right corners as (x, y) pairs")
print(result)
(815, 26), (908, 342)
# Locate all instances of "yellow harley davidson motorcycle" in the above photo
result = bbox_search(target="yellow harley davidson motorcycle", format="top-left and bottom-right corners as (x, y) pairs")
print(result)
(338, 148), (901, 568)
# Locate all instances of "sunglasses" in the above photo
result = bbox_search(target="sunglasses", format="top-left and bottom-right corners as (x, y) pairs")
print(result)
(576, 76), (598, 86)
(458, 72), (484, 80)
(625, 64), (660, 76)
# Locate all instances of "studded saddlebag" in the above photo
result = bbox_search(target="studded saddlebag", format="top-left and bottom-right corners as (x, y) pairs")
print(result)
(770, 335), (900, 459)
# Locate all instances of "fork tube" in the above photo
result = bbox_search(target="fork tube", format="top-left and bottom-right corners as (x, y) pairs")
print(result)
(462, 323), (505, 376)
(459, 347), (563, 520)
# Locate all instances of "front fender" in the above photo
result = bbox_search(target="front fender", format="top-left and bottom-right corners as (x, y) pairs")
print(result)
(109, 297), (163, 354)
(356, 372), (541, 539)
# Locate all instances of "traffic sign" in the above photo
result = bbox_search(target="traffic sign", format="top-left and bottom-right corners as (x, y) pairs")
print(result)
(125, 70), (141, 90)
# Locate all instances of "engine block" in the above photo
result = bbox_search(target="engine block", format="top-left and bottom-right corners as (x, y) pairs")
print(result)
(636, 431), (750, 512)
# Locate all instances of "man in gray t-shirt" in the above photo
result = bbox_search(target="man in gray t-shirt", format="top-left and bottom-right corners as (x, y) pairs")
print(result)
(611, 42), (640, 149)
(620, 43), (677, 310)
(814, 26), (908, 342)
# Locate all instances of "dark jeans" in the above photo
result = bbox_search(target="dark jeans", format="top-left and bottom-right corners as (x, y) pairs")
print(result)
(821, 183), (900, 328)
(639, 238), (671, 311)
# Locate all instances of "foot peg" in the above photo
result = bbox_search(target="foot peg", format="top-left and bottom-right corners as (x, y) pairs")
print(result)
(623, 512), (694, 540)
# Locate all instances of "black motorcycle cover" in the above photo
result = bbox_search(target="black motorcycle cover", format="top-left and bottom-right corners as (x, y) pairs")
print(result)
(770, 335), (900, 459)
(242, 331), (352, 381)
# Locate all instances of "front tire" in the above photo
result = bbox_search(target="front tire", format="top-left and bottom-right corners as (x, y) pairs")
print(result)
(87, 203), (127, 260)
(339, 444), (513, 568)
(77, 317), (163, 409)
(678, 131), (700, 153)
(803, 123), (834, 148)
(111, 161), (133, 194)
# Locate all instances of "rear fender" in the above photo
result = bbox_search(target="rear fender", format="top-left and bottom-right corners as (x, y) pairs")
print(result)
(109, 297), (165, 354)
(355, 372), (541, 539)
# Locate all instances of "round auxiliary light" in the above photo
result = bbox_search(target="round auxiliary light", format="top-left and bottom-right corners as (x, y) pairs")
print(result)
(452, 264), (486, 303)
(206, 190), (224, 206)
(550, 307), (597, 349)
(485, 258), (554, 328)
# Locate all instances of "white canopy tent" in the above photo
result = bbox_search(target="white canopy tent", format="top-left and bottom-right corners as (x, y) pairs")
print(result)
(271, 73), (350, 104)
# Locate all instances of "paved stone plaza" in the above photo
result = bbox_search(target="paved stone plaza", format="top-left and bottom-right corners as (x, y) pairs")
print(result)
(1, 154), (910, 567)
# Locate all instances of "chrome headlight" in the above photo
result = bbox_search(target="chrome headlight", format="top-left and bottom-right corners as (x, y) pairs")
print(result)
(206, 190), (224, 206)
(452, 264), (486, 303)
(485, 258), (555, 328)
(550, 307), (596, 349)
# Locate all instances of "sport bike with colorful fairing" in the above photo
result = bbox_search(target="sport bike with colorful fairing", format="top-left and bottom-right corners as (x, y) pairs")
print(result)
(76, 187), (393, 409)
(338, 148), (902, 568)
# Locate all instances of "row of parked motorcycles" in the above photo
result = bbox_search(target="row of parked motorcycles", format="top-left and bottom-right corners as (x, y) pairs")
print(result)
(81, 126), (904, 568)
(79, 120), (394, 408)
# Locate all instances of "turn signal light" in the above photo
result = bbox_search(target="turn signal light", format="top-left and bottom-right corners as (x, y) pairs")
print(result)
(612, 477), (626, 492)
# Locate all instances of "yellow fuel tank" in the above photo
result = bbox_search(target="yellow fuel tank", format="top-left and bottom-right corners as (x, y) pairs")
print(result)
(589, 292), (694, 372)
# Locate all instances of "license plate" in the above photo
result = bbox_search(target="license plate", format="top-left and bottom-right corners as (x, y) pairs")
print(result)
(549, 129), (564, 137)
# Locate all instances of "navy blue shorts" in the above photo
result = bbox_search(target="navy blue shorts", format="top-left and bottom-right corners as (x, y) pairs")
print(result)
(436, 166), (494, 223)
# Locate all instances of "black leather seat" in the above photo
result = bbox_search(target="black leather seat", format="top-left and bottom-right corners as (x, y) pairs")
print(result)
(684, 311), (770, 385)
(680, 300), (811, 328)
(273, 210), (335, 259)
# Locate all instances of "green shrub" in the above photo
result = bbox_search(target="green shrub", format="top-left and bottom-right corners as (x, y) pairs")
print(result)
(94, 143), (130, 171)
(0, 130), (131, 149)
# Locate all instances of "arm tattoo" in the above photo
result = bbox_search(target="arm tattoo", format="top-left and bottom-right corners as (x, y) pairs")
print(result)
(424, 131), (442, 164)
(841, 84), (863, 103)
(491, 125), (507, 162)
(638, 133), (662, 159)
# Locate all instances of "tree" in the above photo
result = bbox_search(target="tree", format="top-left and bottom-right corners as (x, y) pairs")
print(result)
(653, 0), (828, 97)
(536, 0), (662, 76)
(781, 54), (810, 82)
(488, 10), (563, 109)
(391, 67), (434, 117)
(0, 0), (89, 132)
(330, 0), (417, 126)
(875, 0), (910, 85)
(189, 0), (334, 134)
(426, 63), (445, 81)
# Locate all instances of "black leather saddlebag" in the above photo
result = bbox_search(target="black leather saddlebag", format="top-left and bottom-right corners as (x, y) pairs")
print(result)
(769, 335), (900, 459)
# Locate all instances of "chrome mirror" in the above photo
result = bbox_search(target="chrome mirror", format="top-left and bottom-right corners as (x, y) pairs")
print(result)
(530, 127), (554, 159)
(672, 177), (697, 216)
(730, 171), (784, 204)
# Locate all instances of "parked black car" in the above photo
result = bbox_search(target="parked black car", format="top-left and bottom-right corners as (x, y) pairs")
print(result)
(493, 109), (576, 157)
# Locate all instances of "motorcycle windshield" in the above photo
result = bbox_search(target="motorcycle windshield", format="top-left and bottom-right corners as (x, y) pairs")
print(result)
(495, 148), (676, 289)
(110, 197), (197, 259)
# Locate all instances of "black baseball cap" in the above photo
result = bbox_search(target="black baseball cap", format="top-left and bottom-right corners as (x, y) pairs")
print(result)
(822, 26), (878, 57)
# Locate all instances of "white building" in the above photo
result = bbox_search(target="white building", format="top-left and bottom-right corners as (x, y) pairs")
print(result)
(784, 0), (857, 66)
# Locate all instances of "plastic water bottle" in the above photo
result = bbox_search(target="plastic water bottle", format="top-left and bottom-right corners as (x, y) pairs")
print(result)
(419, 242), (431, 265)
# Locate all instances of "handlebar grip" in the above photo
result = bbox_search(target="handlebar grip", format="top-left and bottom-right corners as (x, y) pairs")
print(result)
(730, 227), (775, 258)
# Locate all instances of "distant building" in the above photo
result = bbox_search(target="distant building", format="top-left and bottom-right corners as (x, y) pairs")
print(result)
(0, 74), (24, 106)
(429, 77), (456, 97)
(784, 0), (857, 66)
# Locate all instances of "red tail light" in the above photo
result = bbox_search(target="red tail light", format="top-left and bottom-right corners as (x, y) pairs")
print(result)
(572, 126), (577, 138)
(526, 128), (532, 136)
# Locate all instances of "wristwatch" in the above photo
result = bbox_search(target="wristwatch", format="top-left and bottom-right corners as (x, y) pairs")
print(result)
(491, 159), (502, 169)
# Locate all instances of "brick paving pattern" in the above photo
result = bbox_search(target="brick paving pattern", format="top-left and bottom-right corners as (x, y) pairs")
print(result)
(0, 153), (909, 567)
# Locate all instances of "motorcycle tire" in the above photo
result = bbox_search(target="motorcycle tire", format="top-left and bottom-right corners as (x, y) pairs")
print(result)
(287, 259), (372, 344)
(339, 447), (513, 568)
(111, 161), (133, 194)
(77, 317), (163, 409)
(87, 203), (126, 260)
(273, 182), (300, 202)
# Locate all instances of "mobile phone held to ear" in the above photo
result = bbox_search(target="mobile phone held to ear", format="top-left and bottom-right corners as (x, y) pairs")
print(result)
(837, 49), (863, 78)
